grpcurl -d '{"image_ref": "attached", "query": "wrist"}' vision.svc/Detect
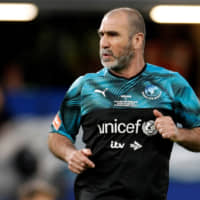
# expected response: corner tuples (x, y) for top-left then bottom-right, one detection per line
(64, 145), (77, 163)
(175, 128), (185, 143)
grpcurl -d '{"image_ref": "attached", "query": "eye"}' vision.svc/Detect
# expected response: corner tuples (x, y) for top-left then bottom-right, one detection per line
(107, 31), (119, 37)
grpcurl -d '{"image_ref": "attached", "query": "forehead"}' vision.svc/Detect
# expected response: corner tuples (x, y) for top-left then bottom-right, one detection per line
(99, 12), (129, 32)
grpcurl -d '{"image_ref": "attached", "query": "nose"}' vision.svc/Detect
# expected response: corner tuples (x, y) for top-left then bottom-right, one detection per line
(100, 35), (110, 49)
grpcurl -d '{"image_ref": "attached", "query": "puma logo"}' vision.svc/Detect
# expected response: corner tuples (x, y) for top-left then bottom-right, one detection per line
(94, 88), (108, 97)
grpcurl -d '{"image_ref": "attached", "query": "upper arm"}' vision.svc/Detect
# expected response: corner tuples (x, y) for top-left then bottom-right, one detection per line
(173, 73), (200, 128)
(49, 76), (84, 143)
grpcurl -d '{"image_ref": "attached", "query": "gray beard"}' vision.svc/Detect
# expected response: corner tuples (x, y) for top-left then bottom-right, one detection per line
(100, 41), (134, 71)
(110, 51), (134, 72)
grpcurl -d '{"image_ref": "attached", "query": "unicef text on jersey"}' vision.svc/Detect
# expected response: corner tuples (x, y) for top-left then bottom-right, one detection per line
(97, 119), (158, 136)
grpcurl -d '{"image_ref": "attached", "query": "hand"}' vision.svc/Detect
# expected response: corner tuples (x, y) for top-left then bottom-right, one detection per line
(153, 109), (179, 142)
(67, 148), (95, 174)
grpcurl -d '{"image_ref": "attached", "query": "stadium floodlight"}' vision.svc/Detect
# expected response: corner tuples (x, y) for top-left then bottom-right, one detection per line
(150, 5), (200, 24)
(0, 3), (38, 22)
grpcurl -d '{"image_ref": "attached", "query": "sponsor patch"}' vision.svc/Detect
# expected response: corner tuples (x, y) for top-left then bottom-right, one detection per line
(52, 114), (61, 130)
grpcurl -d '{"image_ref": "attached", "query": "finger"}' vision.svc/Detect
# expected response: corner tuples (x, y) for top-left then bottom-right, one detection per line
(158, 128), (163, 134)
(154, 119), (162, 129)
(81, 148), (92, 156)
(162, 133), (168, 138)
(70, 166), (82, 174)
(80, 149), (95, 168)
(83, 157), (95, 168)
(73, 158), (95, 172)
(68, 161), (85, 174)
(153, 109), (164, 118)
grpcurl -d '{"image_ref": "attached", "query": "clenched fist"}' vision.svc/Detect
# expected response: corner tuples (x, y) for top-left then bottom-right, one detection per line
(153, 109), (179, 142)
(67, 148), (95, 174)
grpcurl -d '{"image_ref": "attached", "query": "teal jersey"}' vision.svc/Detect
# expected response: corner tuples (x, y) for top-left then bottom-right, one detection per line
(50, 63), (200, 200)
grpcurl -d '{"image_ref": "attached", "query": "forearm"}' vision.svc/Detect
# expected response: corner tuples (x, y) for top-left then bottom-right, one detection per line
(48, 132), (95, 174)
(48, 132), (77, 163)
(177, 127), (200, 152)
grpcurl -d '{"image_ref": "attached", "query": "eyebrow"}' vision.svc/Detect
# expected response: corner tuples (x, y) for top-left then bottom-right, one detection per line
(97, 30), (119, 36)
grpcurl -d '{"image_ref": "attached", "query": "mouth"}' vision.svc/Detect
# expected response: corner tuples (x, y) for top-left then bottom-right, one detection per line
(101, 51), (114, 60)
(102, 53), (112, 58)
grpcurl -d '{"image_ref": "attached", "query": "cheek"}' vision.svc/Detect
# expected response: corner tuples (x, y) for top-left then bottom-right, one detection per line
(110, 38), (131, 56)
(115, 45), (129, 57)
(112, 44), (126, 56)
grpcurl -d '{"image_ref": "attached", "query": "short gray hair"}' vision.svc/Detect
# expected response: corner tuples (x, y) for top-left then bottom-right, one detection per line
(104, 7), (146, 42)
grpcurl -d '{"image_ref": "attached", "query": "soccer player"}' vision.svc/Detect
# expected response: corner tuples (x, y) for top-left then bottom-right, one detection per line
(48, 7), (200, 200)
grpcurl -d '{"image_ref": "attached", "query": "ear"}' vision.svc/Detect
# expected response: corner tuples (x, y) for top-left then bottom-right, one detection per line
(132, 32), (144, 49)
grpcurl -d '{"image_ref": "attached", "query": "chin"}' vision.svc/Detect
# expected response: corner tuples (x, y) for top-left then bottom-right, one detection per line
(101, 60), (119, 69)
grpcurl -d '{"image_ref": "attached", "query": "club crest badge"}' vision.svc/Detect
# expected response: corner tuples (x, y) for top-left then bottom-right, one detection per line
(142, 84), (162, 100)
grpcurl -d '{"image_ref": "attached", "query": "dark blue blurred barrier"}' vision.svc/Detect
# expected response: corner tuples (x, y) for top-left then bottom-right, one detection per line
(5, 87), (66, 117)
(168, 181), (200, 200)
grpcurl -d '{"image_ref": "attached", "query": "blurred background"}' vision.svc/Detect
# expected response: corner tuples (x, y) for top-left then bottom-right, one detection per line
(0, 0), (200, 200)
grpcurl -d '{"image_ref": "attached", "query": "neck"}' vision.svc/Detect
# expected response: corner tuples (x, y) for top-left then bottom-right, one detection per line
(110, 56), (145, 79)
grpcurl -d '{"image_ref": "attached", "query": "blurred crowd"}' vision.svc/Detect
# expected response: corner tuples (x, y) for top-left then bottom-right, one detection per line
(145, 24), (199, 92)
(0, 13), (199, 200)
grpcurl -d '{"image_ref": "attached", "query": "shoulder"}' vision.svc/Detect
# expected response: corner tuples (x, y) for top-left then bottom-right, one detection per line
(66, 68), (106, 96)
(73, 68), (105, 85)
(145, 63), (177, 76)
(146, 63), (188, 83)
(83, 68), (107, 80)
(145, 63), (191, 95)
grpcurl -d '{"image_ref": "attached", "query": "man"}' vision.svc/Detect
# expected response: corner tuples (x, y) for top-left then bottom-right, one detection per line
(48, 7), (200, 200)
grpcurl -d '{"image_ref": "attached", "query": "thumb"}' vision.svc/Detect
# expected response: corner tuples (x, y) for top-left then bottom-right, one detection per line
(153, 109), (164, 118)
(81, 148), (92, 157)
